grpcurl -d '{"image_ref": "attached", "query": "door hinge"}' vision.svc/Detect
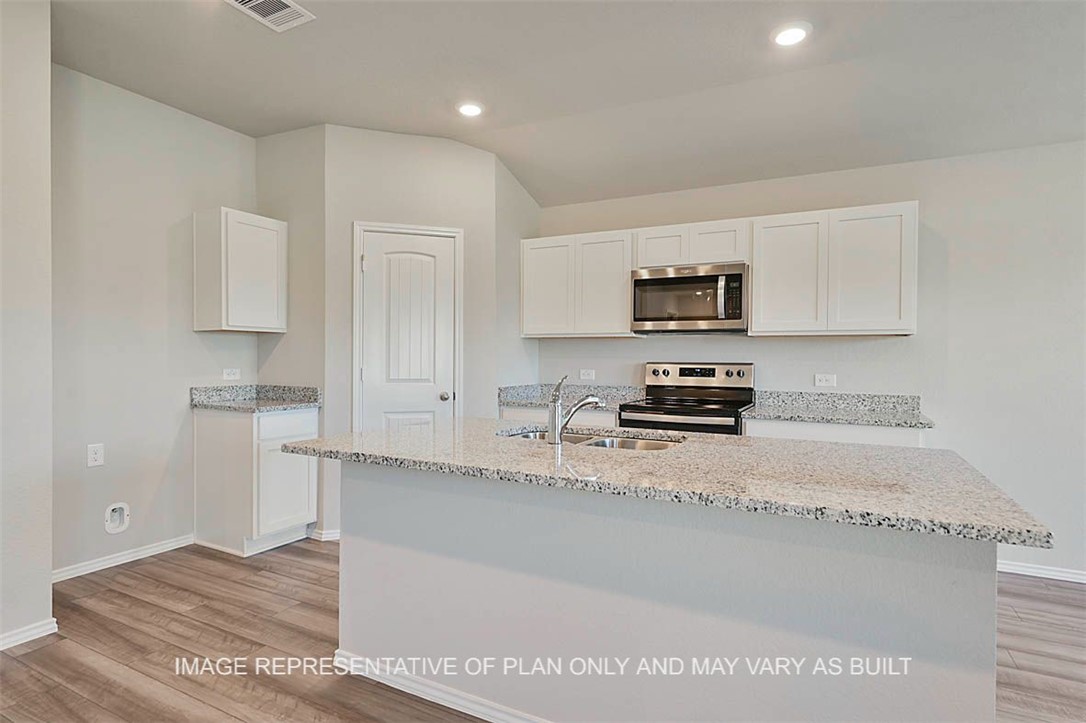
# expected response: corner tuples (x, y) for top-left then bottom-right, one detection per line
(359, 367), (364, 381)
(360, 255), (366, 272)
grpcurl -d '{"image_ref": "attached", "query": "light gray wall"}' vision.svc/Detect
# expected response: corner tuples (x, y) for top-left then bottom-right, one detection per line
(537, 142), (1085, 575)
(1, 0), (54, 641)
(495, 159), (541, 386)
(255, 126), (333, 531)
(51, 66), (259, 570)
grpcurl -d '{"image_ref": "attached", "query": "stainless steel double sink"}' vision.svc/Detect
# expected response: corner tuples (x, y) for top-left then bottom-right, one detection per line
(510, 431), (680, 451)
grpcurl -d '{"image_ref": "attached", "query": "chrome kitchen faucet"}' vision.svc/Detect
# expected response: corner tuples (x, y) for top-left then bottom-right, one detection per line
(547, 375), (604, 444)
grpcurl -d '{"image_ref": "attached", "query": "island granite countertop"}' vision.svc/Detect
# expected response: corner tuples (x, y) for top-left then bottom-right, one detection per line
(283, 417), (1048, 548)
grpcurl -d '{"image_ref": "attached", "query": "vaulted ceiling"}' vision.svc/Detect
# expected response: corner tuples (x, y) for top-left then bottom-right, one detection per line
(52, 0), (1084, 206)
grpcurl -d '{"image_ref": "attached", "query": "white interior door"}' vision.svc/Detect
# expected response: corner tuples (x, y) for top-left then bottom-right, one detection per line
(361, 231), (456, 431)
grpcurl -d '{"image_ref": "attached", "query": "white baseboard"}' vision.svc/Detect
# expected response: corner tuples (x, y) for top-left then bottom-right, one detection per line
(998, 560), (1086, 584)
(195, 526), (307, 558)
(52, 534), (194, 583)
(308, 528), (340, 542)
(334, 649), (546, 723)
(1, 617), (58, 651)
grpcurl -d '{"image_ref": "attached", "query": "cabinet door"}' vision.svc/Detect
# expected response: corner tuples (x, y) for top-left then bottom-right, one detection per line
(828, 202), (917, 333)
(256, 439), (317, 538)
(224, 209), (288, 330)
(750, 211), (829, 333)
(521, 237), (576, 335)
(575, 231), (633, 334)
(635, 225), (688, 268)
(688, 219), (750, 264)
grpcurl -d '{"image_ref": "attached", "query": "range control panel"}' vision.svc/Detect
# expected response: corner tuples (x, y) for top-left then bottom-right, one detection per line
(644, 363), (755, 388)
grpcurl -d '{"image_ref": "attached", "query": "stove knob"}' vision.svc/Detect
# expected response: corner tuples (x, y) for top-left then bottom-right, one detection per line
(652, 368), (661, 377)
(662, 369), (670, 377)
(737, 369), (746, 378)
(725, 369), (734, 378)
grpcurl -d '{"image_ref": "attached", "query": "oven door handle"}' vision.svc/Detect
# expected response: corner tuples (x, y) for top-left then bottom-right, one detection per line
(621, 411), (736, 426)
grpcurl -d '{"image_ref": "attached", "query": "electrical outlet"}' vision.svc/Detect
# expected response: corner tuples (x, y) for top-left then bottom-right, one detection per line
(814, 374), (837, 388)
(87, 443), (105, 467)
(223, 368), (241, 381)
(579, 369), (596, 381)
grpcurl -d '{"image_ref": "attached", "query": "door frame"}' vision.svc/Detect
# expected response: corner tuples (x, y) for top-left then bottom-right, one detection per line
(352, 221), (465, 432)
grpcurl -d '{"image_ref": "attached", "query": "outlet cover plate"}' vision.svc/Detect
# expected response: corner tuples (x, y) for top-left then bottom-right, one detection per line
(579, 369), (596, 381)
(87, 443), (105, 467)
(814, 374), (837, 388)
(223, 368), (241, 381)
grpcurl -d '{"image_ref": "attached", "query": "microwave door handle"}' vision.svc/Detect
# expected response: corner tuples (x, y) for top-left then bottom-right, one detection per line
(716, 275), (726, 319)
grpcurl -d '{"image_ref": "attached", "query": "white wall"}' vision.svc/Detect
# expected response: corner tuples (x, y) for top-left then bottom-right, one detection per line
(537, 142), (1086, 575)
(255, 126), (332, 531)
(0, 0), (55, 643)
(495, 159), (541, 386)
(51, 66), (258, 571)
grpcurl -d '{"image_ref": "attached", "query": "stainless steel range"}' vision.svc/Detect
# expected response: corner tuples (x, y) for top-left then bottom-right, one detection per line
(618, 363), (755, 435)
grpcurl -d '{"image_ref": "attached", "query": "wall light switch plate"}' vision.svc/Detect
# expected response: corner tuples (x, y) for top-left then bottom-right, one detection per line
(223, 368), (241, 381)
(814, 374), (837, 388)
(87, 443), (105, 467)
(579, 369), (596, 381)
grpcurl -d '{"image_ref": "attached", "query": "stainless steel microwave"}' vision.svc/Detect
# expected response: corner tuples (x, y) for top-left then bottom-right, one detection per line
(631, 263), (748, 332)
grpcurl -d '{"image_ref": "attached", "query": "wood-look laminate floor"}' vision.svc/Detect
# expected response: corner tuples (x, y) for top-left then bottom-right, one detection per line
(1, 541), (1082, 722)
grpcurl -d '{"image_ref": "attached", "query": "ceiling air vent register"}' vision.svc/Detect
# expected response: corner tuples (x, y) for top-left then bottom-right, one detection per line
(226, 0), (315, 33)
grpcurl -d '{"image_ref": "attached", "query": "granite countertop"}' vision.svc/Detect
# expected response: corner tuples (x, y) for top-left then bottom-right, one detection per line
(282, 417), (1048, 548)
(498, 383), (645, 409)
(190, 384), (321, 413)
(499, 385), (934, 429)
(746, 391), (934, 429)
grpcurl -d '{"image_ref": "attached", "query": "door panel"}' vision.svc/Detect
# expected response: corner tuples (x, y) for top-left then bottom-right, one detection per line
(362, 232), (455, 429)
(828, 202), (917, 332)
(688, 219), (750, 264)
(225, 210), (286, 329)
(635, 225), (688, 268)
(576, 232), (633, 334)
(751, 211), (828, 332)
(521, 238), (575, 334)
(256, 440), (316, 537)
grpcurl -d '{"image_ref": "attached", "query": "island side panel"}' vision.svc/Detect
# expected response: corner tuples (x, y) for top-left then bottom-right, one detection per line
(339, 462), (996, 722)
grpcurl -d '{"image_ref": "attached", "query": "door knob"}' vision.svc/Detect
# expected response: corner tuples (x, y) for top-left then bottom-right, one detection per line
(439, 392), (451, 401)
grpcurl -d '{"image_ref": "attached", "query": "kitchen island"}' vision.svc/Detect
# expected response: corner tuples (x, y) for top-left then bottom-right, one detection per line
(284, 419), (1050, 722)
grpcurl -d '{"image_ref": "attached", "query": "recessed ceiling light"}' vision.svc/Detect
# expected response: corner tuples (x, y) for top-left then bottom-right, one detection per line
(773, 21), (812, 46)
(457, 102), (484, 117)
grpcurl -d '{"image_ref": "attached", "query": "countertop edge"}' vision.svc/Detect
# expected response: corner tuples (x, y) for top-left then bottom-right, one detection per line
(193, 401), (321, 413)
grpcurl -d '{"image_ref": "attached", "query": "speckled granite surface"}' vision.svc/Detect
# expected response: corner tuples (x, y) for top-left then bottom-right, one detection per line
(499, 383), (645, 409)
(282, 418), (1049, 547)
(746, 391), (934, 429)
(190, 384), (321, 413)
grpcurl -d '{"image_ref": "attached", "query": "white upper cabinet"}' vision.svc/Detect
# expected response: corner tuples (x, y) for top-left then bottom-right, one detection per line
(521, 236), (576, 335)
(576, 231), (634, 334)
(635, 220), (750, 267)
(521, 232), (633, 337)
(750, 202), (918, 335)
(827, 202), (918, 333)
(750, 211), (829, 333)
(635, 225), (688, 267)
(688, 219), (750, 265)
(194, 207), (288, 332)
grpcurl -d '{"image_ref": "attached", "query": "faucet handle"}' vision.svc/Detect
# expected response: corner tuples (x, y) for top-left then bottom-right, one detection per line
(550, 375), (568, 403)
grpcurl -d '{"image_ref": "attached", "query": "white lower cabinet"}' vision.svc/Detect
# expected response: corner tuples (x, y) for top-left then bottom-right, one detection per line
(745, 419), (924, 447)
(500, 406), (618, 428)
(194, 407), (318, 556)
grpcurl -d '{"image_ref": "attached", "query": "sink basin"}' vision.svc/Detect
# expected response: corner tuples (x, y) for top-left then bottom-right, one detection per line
(582, 437), (680, 451)
(512, 431), (595, 444)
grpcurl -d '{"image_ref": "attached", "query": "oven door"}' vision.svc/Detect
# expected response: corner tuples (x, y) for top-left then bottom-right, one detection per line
(631, 263), (747, 332)
(618, 409), (743, 435)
